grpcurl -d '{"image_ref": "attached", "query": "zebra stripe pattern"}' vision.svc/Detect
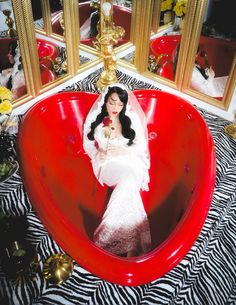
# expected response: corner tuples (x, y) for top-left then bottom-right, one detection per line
(1, 70), (236, 305)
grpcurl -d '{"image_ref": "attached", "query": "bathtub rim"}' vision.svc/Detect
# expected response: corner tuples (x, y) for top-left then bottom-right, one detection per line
(17, 89), (216, 286)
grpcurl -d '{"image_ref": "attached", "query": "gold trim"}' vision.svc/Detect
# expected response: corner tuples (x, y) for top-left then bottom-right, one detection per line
(118, 58), (139, 73)
(129, 0), (136, 44)
(12, 0), (41, 102)
(79, 44), (100, 57)
(221, 55), (236, 110)
(134, 0), (153, 73)
(40, 0), (52, 35)
(151, 0), (161, 33)
(181, 0), (206, 91)
(175, 0), (197, 89)
(63, 0), (80, 75)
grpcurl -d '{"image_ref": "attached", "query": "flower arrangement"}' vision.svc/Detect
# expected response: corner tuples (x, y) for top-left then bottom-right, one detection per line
(0, 86), (18, 183)
(0, 86), (13, 133)
(161, 0), (174, 12)
(173, 0), (187, 18)
(0, 86), (13, 114)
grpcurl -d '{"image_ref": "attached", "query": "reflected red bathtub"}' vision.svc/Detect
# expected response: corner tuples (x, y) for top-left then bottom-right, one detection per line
(150, 35), (236, 80)
(18, 90), (216, 286)
(0, 37), (57, 86)
(51, 2), (131, 46)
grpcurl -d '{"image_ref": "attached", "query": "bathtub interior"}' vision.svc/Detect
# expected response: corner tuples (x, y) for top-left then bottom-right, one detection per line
(19, 90), (211, 247)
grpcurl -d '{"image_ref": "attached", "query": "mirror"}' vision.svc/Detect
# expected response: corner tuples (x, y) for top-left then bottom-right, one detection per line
(0, 0), (27, 100)
(159, 0), (176, 28)
(31, 0), (70, 85)
(78, 0), (133, 49)
(148, 0), (188, 83)
(189, 0), (236, 101)
(32, 0), (44, 31)
(32, 1), (133, 49)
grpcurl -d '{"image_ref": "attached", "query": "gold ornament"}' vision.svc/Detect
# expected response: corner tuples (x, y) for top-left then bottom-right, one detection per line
(224, 123), (236, 140)
(43, 253), (74, 284)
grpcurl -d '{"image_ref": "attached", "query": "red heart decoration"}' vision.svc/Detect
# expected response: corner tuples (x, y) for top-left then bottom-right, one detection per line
(18, 90), (215, 286)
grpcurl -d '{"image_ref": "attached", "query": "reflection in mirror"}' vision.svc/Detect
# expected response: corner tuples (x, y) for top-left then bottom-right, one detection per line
(31, 1), (70, 85)
(0, 37), (27, 100)
(159, 0), (175, 27)
(148, 0), (188, 82)
(190, 0), (236, 101)
(46, 0), (131, 49)
(32, 1), (44, 30)
(37, 38), (64, 85)
(0, 1), (27, 100)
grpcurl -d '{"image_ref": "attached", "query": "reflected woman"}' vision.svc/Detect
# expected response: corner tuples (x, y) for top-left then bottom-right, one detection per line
(83, 84), (151, 257)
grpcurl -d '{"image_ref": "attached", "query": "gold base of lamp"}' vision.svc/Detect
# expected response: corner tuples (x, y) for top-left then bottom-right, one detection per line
(43, 253), (74, 285)
(224, 123), (236, 140)
(96, 2), (125, 91)
(96, 69), (117, 91)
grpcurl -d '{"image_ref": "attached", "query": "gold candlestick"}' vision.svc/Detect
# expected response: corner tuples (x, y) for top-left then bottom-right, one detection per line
(3, 9), (17, 38)
(96, 2), (125, 91)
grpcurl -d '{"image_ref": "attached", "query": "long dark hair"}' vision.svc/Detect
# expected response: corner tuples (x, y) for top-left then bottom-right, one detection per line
(87, 86), (135, 146)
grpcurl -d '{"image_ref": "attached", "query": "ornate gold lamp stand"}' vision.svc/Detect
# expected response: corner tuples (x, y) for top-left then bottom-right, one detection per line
(96, 2), (125, 91)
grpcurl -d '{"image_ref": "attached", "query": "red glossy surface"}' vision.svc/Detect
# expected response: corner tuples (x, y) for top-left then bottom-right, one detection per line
(37, 38), (59, 61)
(51, 2), (131, 46)
(18, 90), (216, 286)
(150, 35), (236, 79)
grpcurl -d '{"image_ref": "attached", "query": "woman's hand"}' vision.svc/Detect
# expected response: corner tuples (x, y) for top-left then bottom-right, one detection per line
(97, 150), (107, 161)
(107, 145), (128, 156)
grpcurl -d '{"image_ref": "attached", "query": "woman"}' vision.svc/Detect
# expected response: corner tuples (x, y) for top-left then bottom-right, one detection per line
(83, 84), (151, 257)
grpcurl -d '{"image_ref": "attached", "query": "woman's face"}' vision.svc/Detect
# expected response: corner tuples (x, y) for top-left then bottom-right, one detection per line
(106, 92), (124, 119)
(8, 48), (15, 64)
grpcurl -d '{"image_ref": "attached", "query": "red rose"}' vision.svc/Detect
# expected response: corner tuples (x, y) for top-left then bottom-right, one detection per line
(102, 117), (112, 127)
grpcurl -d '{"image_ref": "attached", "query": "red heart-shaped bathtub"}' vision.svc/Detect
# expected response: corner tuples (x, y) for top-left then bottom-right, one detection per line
(18, 90), (215, 286)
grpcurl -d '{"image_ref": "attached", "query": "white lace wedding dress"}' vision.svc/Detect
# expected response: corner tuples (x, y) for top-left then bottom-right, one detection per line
(83, 109), (151, 256)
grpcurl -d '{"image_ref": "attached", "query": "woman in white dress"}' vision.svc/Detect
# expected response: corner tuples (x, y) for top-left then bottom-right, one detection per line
(83, 84), (151, 257)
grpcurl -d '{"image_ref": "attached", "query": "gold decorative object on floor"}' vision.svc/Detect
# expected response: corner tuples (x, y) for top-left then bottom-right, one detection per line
(224, 123), (236, 140)
(96, 2), (125, 91)
(43, 253), (74, 285)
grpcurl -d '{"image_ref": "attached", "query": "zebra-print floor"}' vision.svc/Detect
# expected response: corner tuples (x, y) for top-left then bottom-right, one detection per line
(1, 70), (236, 305)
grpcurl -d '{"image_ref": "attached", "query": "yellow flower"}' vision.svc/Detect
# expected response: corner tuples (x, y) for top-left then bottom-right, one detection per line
(0, 86), (12, 103)
(0, 100), (13, 115)
(173, 0), (187, 17)
(161, 0), (174, 11)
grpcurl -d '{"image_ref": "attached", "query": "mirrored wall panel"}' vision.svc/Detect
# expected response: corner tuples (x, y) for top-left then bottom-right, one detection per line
(0, 0), (27, 100)
(79, 0), (133, 49)
(189, 0), (236, 101)
(148, 0), (188, 82)
(31, 0), (70, 85)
